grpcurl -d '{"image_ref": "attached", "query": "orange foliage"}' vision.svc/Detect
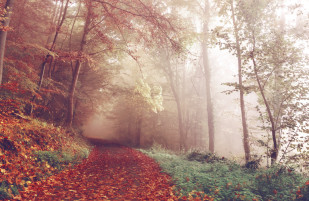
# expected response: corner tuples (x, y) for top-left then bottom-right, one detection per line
(15, 147), (178, 200)
(0, 112), (89, 198)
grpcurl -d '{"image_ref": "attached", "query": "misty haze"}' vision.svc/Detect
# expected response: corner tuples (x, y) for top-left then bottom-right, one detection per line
(0, 0), (308, 200)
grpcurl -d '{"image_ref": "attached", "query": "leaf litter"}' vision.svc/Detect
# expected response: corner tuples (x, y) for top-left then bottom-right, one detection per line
(14, 144), (178, 200)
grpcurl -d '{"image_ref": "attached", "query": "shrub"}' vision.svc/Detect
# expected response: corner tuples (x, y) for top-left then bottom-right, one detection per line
(10, 185), (19, 196)
(244, 159), (261, 170)
(34, 151), (63, 169)
(34, 149), (89, 170)
(142, 148), (307, 201)
(0, 182), (12, 200)
(61, 152), (74, 165)
(78, 148), (90, 159)
(186, 151), (225, 163)
(253, 165), (304, 200)
(296, 180), (309, 200)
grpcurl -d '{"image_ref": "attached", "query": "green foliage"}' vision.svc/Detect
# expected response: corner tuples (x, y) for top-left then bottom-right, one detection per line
(244, 160), (260, 170)
(0, 182), (19, 200)
(78, 147), (90, 159)
(34, 150), (88, 170)
(244, 156), (262, 170)
(132, 79), (164, 114)
(0, 182), (11, 200)
(34, 151), (63, 169)
(296, 181), (309, 200)
(186, 150), (226, 163)
(214, 0), (309, 168)
(10, 185), (19, 196)
(142, 148), (308, 201)
(253, 166), (303, 200)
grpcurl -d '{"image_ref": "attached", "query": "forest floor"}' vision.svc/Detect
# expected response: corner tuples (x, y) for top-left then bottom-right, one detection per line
(15, 143), (179, 200)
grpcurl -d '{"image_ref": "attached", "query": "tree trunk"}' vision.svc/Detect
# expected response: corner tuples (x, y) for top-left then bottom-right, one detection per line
(231, 0), (251, 162)
(67, 60), (81, 127)
(0, 0), (14, 85)
(47, 57), (54, 78)
(202, 0), (215, 153)
(69, 0), (82, 50)
(14, 0), (26, 42)
(135, 118), (142, 147)
(49, 0), (69, 51)
(28, 0), (70, 115)
(45, 0), (60, 47)
(250, 35), (277, 165)
(127, 120), (132, 138)
(165, 58), (186, 150)
(175, 95), (186, 150)
(66, 4), (91, 127)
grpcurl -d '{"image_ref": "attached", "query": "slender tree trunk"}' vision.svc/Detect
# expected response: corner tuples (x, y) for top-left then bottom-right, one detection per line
(135, 118), (142, 147)
(48, 57), (54, 78)
(182, 64), (189, 147)
(69, 0), (82, 50)
(165, 58), (186, 150)
(55, 0), (81, 80)
(0, 0), (14, 85)
(273, 12), (285, 155)
(46, 0), (62, 47)
(202, 0), (215, 153)
(28, 0), (70, 115)
(67, 60), (81, 126)
(66, 4), (91, 127)
(14, 0), (26, 42)
(49, 0), (69, 51)
(127, 120), (132, 136)
(175, 95), (185, 150)
(250, 34), (277, 165)
(231, 0), (251, 162)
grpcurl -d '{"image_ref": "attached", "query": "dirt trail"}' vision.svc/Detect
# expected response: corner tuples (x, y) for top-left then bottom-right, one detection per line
(16, 144), (177, 200)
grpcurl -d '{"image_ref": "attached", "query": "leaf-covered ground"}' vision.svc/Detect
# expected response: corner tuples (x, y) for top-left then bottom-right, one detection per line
(15, 144), (179, 200)
(0, 111), (91, 199)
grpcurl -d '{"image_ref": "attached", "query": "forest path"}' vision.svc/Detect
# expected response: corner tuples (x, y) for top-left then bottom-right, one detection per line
(17, 143), (177, 200)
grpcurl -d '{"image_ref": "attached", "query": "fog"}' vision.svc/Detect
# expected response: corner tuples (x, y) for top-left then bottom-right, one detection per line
(83, 115), (119, 142)
(83, 48), (266, 162)
(82, 0), (308, 169)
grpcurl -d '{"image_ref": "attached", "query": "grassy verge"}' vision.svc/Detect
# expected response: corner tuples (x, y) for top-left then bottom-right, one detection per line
(141, 146), (309, 201)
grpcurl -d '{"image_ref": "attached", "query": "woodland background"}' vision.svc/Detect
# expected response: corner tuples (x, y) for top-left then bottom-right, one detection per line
(0, 0), (308, 173)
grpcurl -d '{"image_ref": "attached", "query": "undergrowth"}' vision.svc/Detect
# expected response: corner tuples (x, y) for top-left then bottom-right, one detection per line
(141, 147), (309, 201)
(0, 113), (92, 200)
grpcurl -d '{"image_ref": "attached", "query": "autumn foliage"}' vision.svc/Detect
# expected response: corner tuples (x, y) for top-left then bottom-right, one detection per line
(0, 106), (90, 199)
(17, 145), (178, 200)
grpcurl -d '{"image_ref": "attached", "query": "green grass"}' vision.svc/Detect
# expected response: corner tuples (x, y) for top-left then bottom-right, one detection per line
(34, 149), (90, 170)
(0, 181), (20, 200)
(141, 147), (308, 201)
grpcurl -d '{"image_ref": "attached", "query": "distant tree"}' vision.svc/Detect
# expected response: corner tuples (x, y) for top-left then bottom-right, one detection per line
(66, 0), (92, 127)
(161, 50), (187, 150)
(28, 0), (70, 115)
(0, 0), (14, 85)
(65, 0), (182, 127)
(9, 0), (56, 43)
(131, 79), (164, 146)
(111, 79), (163, 147)
(214, 0), (251, 162)
(202, 0), (215, 153)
